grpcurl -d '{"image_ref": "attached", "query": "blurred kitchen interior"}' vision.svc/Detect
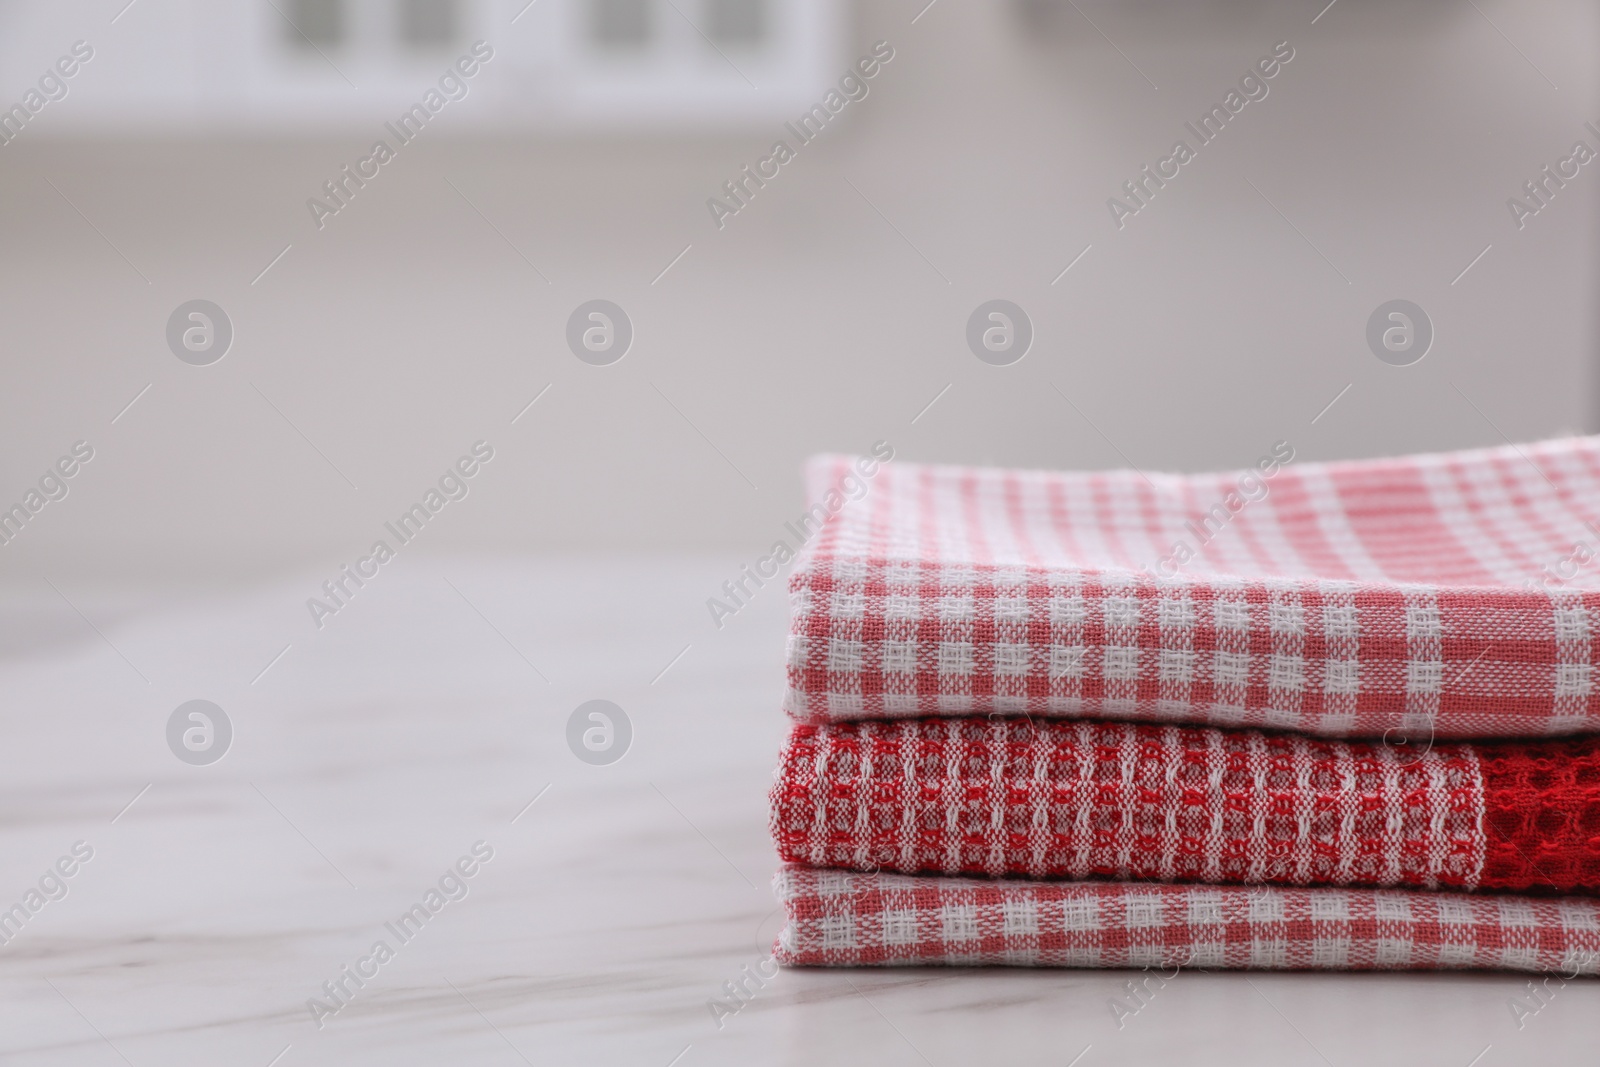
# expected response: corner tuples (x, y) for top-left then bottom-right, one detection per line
(0, 0), (1594, 585)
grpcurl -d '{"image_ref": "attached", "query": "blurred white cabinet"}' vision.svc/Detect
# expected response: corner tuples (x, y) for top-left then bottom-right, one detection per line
(0, 0), (843, 132)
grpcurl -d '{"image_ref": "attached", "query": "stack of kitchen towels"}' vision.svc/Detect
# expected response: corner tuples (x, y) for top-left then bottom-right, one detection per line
(767, 438), (1600, 972)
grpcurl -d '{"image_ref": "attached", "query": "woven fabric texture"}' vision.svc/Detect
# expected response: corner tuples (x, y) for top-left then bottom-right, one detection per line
(772, 719), (1600, 895)
(773, 866), (1600, 972)
(1480, 737), (1600, 892)
(784, 438), (1600, 737)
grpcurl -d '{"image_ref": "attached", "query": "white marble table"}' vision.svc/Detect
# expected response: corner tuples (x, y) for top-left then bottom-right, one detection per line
(1, 556), (1594, 1065)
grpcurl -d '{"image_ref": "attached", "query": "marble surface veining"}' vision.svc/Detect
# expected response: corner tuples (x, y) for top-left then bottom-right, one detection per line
(0, 556), (1593, 1065)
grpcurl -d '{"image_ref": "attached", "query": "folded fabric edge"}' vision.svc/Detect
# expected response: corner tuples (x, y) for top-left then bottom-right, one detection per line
(771, 867), (1600, 973)
(790, 553), (1600, 599)
(768, 717), (1600, 895)
(780, 569), (1600, 737)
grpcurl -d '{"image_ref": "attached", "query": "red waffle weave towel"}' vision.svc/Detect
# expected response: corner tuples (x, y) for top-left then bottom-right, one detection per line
(773, 866), (1600, 972)
(784, 439), (1600, 737)
(770, 718), (1600, 895)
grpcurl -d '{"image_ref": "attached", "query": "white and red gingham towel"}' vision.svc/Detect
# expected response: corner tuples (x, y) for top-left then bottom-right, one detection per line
(785, 438), (1600, 738)
(773, 866), (1600, 973)
(770, 718), (1600, 895)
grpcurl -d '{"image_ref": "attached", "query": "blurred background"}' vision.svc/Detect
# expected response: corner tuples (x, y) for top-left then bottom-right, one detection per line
(0, 0), (1595, 586)
(3, 4), (1600, 1062)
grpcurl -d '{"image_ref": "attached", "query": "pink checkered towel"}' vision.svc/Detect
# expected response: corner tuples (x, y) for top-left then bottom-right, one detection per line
(773, 866), (1600, 972)
(784, 437), (1600, 738)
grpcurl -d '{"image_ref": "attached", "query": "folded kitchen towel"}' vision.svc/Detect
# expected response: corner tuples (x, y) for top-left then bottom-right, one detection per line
(772, 866), (1600, 972)
(771, 717), (1600, 895)
(784, 438), (1600, 737)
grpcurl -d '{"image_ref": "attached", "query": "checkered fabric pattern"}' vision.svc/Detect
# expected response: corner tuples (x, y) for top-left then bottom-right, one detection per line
(773, 866), (1600, 972)
(772, 718), (1485, 890)
(784, 438), (1600, 737)
(771, 719), (1600, 894)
